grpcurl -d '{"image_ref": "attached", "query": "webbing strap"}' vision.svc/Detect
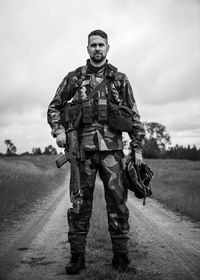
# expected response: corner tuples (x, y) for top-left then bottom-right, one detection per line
(86, 78), (107, 100)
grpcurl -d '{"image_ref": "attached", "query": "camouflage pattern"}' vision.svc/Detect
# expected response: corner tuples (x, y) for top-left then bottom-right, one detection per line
(47, 60), (145, 149)
(47, 60), (145, 254)
(68, 150), (129, 254)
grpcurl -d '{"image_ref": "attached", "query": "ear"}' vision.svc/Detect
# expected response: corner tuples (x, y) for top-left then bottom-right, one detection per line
(107, 44), (110, 53)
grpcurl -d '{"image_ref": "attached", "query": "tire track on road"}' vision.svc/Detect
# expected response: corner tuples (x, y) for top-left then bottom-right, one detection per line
(128, 195), (200, 280)
(0, 174), (71, 280)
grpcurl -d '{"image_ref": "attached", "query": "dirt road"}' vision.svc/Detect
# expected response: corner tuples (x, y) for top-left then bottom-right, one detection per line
(0, 175), (200, 280)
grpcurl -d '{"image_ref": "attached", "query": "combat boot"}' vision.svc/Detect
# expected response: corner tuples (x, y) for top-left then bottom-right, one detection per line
(112, 253), (130, 272)
(65, 253), (85, 275)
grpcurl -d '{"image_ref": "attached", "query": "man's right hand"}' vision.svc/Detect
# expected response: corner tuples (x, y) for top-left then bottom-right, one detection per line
(56, 132), (66, 148)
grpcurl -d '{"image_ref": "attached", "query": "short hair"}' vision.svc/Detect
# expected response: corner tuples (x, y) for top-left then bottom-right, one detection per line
(88, 30), (108, 44)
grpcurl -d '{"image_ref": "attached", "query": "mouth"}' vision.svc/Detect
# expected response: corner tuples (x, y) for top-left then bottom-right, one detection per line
(94, 54), (102, 59)
(94, 52), (102, 56)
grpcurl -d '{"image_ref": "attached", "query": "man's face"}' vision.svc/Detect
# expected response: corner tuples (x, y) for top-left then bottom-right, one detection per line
(87, 35), (110, 64)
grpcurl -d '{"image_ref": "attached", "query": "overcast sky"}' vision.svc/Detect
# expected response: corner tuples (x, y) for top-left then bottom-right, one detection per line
(0, 0), (200, 153)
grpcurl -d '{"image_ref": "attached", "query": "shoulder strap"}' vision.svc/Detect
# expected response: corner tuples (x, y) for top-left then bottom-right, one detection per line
(86, 78), (107, 100)
(75, 66), (87, 75)
(107, 63), (118, 72)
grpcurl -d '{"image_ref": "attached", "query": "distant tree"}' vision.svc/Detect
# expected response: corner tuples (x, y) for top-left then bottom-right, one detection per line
(143, 122), (171, 158)
(32, 147), (42, 155)
(143, 138), (161, 158)
(4, 139), (17, 156)
(20, 151), (30, 156)
(43, 145), (57, 155)
(166, 144), (200, 161)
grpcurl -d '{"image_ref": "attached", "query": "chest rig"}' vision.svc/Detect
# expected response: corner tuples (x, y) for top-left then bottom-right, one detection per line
(65, 63), (125, 129)
(71, 64), (124, 125)
(81, 75), (108, 124)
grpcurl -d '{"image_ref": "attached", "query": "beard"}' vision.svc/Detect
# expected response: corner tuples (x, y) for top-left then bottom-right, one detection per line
(90, 52), (106, 63)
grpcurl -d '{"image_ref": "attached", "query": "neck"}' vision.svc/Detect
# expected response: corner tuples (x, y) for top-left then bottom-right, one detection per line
(89, 58), (107, 67)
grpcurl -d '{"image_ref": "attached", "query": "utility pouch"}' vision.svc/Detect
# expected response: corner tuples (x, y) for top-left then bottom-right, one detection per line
(82, 100), (93, 124)
(97, 98), (108, 122)
(108, 103), (134, 132)
(61, 103), (79, 128)
(68, 103), (81, 124)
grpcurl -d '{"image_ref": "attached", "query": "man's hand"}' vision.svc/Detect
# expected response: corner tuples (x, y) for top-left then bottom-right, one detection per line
(134, 149), (143, 165)
(56, 132), (66, 148)
(130, 141), (143, 165)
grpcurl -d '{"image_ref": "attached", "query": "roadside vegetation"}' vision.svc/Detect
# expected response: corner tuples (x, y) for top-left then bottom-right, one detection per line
(0, 155), (67, 224)
(146, 158), (200, 222)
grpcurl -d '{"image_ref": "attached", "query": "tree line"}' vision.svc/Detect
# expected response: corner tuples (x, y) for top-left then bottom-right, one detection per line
(1, 122), (200, 161)
(142, 122), (200, 161)
(0, 139), (57, 156)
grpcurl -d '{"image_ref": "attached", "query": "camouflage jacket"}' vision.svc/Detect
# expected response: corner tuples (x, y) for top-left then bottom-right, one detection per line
(47, 60), (145, 151)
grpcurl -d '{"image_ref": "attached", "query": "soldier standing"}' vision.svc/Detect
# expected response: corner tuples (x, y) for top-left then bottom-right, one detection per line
(47, 30), (145, 274)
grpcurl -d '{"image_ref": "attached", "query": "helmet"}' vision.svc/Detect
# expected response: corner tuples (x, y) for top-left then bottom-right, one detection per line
(124, 158), (153, 204)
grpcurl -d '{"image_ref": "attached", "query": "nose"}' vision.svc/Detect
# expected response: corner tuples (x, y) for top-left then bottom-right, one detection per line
(95, 44), (100, 51)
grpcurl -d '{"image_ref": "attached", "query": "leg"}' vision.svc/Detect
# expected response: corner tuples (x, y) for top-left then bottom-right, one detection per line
(99, 151), (130, 272)
(66, 152), (98, 274)
(67, 152), (97, 254)
(99, 151), (129, 254)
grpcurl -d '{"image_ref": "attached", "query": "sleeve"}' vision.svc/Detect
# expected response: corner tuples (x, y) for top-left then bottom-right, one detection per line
(122, 75), (145, 149)
(47, 76), (69, 138)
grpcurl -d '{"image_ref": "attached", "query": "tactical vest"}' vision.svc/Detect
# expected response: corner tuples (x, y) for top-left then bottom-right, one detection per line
(63, 63), (128, 129)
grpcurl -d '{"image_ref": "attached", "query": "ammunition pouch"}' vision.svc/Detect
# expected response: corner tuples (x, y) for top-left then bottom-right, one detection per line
(82, 97), (108, 124)
(82, 100), (93, 124)
(68, 103), (81, 121)
(108, 103), (134, 132)
(61, 102), (81, 128)
(97, 98), (108, 122)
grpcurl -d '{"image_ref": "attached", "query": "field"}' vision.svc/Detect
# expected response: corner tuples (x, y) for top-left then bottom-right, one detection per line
(0, 155), (68, 224)
(145, 158), (200, 221)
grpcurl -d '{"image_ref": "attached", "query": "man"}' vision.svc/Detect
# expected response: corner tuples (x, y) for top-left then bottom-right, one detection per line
(47, 30), (145, 274)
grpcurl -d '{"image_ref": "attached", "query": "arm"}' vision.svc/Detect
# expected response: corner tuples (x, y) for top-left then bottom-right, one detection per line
(122, 75), (145, 163)
(47, 77), (68, 138)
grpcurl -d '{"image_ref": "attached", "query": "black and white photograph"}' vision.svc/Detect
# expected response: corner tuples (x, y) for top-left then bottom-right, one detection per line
(0, 0), (200, 279)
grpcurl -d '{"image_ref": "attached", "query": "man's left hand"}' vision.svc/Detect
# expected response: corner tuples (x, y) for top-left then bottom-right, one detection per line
(134, 149), (143, 165)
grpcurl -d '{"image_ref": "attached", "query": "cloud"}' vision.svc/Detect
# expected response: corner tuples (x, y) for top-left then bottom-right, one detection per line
(110, 0), (200, 107)
(140, 99), (200, 147)
(0, 0), (200, 152)
(0, 107), (59, 154)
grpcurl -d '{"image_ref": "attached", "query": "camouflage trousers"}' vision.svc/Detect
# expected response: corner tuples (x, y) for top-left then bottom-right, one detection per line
(67, 150), (130, 254)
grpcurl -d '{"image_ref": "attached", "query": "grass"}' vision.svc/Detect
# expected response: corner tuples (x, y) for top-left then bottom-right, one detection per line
(0, 155), (68, 223)
(145, 159), (200, 221)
